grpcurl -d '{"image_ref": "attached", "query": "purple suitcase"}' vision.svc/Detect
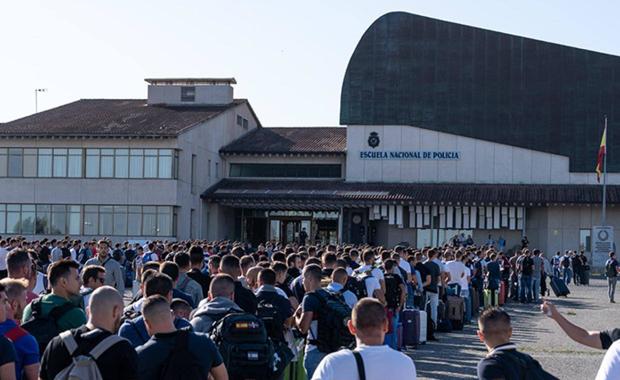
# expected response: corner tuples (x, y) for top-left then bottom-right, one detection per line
(400, 309), (420, 348)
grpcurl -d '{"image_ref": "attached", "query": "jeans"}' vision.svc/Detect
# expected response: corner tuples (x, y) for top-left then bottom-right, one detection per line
(519, 275), (533, 302)
(553, 267), (561, 278)
(563, 268), (573, 285)
(609, 277), (618, 301)
(384, 310), (400, 349)
(461, 288), (471, 323)
(303, 349), (326, 379)
(532, 276), (541, 301)
(426, 291), (439, 324)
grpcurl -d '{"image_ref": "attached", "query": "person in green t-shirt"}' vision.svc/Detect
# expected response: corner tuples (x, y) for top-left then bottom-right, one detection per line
(22, 259), (86, 332)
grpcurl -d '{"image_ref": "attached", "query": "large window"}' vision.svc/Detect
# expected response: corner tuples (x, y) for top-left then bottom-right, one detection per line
(0, 147), (175, 179)
(0, 204), (175, 237)
(229, 163), (342, 178)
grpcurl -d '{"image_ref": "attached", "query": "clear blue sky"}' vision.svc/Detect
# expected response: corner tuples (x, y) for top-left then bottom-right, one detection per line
(1, 0), (619, 126)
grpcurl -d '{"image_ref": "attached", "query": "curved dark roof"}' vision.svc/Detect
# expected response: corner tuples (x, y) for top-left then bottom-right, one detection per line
(203, 179), (620, 206)
(220, 127), (346, 155)
(340, 12), (620, 172)
(0, 99), (249, 136)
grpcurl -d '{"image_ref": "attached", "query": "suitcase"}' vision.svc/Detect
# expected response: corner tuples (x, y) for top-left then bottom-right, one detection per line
(437, 300), (447, 321)
(400, 308), (420, 348)
(498, 282), (506, 306)
(550, 276), (570, 297)
(418, 310), (427, 344)
(472, 289), (480, 312)
(483, 289), (491, 308)
(397, 322), (403, 350)
(446, 295), (465, 330)
(283, 347), (307, 380)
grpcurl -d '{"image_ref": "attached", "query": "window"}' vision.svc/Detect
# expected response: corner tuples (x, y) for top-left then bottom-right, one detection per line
(23, 149), (37, 177)
(21, 205), (35, 235)
(68, 149), (82, 177)
(36, 205), (50, 234)
(130, 149), (143, 178)
(237, 115), (243, 126)
(128, 206), (142, 236)
(6, 205), (20, 234)
(144, 149), (158, 178)
(86, 149), (100, 178)
(84, 205), (99, 235)
(215, 162), (219, 178)
(99, 206), (114, 235)
(158, 150), (173, 179)
(0, 205), (5, 234)
(181, 86), (195, 102)
(157, 206), (172, 236)
(37, 149), (52, 177)
(8, 149), (22, 177)
(191, 154), (197, 194)
(51, 205), (66, 234)
(0, 149), (7, 177)
(67, 205), (81, 235)
(113, 206), (127, 235)
(115, 149), (129, 178)
(53, 149), (68, 177)
(190, 208), (196, 240)
(243, 118), (248, 129)
(142, 206), (157, 236)
(100, 149), (114, 178)
(580, 229), (592, 252)
(229, 163), (342, 178)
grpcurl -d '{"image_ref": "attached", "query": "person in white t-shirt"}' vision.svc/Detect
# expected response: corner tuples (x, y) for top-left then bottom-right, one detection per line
(445, 252), (467, 291)
(353, 249), (386, 303)
(0, 240), (8, 279)
(596, 339), (620, 380)
(312, 298), (417, 380)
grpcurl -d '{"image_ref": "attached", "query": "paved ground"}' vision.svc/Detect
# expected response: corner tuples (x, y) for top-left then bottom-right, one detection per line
(409, 278), (612, 379)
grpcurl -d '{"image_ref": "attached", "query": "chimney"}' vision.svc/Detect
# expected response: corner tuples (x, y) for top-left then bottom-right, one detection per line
(145, 78), (236, 106)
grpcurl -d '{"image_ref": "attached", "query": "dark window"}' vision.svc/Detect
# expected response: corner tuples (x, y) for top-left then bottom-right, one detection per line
(242, 118), (249, 128)
(237, 115), (243, 126)
(229, 163), (341, 178)
(181, 86), (195, 102)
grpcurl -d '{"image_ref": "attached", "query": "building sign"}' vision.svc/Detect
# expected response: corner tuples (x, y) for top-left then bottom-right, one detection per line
(592, 225), (615, 267)
(267, 210), (339, 219)
(359, 151), (460, 160)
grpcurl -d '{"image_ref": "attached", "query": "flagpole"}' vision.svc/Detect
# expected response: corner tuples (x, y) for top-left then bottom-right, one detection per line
(603, 115), (608, 226)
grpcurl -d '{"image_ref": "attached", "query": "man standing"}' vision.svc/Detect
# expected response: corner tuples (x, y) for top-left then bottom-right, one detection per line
(531, 250), (544, 302)
(219, 255), (257, 314)
(173, 252), (203, 307)
(517, 250), (534, 304)
(299, 228), (308, 246)
(0, 240), (9, 279)
(423, 250), (441, 336)
(80, 265), (106, 311)
(50, 240), (62, 263)
(0, 280), (39, 380)
(39, 286), (138, 380)
(606, 252), (620, 303)
(85, 240), (124, 294)
(311, 298), (417, 380)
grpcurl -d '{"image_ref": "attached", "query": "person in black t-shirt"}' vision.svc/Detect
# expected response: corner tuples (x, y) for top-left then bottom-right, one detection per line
(272, 262), (299, 309)
(423, 250), (441, 334)
(186, 246), (210, 297)
(542, 300), (620, 350)
(219, 255), (257, 314)
(477, 308), (557, 380)
(138, 295), (226, 380)
(255, 269), (293, 342)
(40, 286), (138, 380)
(518, 251), (534, 303)
(286, 253), (302, 280)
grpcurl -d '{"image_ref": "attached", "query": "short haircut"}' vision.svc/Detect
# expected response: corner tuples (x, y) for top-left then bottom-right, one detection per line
(240, 255), (255, 270)
(478, 308), (511, 336)
(48, 259), (80, 286)
(173, 252), (191, 269)
(209, 255), (222, 268)
(0, 278), (28, 300)
(305, 257), (321, 267)
(144, 273), (173, 297)
(143, 261), (161, 273)
(160, 261), (179, 282)
(171, 299), (192, 314)
(6, 249), (31, 275)
(302, 264), (322, 282)
(209, 274), (235, 298)
(258, 268), (276, 285)
(82, 265), (105, 284)
(322, 252), (337, 267)
(362, 249), (375, 263)
(331, 268), (348, 284)
(383, 259), (396, 272)
(141, 269), (158, 284)
(271, 252), (286, 263)
(231, 246), (245, 257)
(220, 255), (240, 274)
(142, 295), (171, 322)
(286, 253), (299, 267)
(271, 262), (287, 274)
(352, 298), (386, 331)
(89, 286), (122, 315)
(189, 246), (204, 265)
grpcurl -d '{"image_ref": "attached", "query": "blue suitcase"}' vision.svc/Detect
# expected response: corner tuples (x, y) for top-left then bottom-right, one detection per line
(400, 309), (420, 348)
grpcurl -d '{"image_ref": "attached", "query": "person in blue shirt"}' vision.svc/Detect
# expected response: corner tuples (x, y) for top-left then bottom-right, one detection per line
(0, 279), (39, 380)
(118, 273), (191, 348)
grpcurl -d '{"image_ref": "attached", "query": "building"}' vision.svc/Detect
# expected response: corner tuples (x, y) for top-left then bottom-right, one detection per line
(2, 12), (620, 266)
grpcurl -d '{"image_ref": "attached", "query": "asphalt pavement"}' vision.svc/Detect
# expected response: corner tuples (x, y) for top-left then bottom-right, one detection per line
(410, 278), (612, 379)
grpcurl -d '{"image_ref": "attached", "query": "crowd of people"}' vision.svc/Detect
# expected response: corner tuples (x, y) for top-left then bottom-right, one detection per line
(0, 235), (616, 379)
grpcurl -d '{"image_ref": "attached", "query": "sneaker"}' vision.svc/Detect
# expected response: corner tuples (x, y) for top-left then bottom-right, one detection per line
(611, 300), (616, 303)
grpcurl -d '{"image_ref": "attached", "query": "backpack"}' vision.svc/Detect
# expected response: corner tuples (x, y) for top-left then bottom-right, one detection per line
(308, 289), (355, 353)
(561, 257), (571, 268)
(491, 349), (559, 380)
(54, 330), (124, 380)
(22, 298), (78, 354)
(256, 294), (285, 342)
(159, 329), (208, 380)
(61, 248), (72, 259)
(606, 259), (617, 278)
(347, 270), (374, 299)
(209, 312), (275, 380)
(142, 253), (153, 265)
(384, 273), (403, 309)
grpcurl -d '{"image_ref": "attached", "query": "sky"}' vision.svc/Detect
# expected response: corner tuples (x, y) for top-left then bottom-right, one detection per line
(1, 1), (620, 126)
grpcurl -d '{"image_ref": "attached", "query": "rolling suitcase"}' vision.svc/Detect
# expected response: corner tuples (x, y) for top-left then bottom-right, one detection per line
(446, 295), (465, 330)
(498, 282), (506, 306)
(418, 310), (427, 344)
(550, 276), (570, 297)
(397, 322), (403, 350)
(483, 289), (492, 308)
(472, 288), (480, 312)
(400, 308), (420, 348)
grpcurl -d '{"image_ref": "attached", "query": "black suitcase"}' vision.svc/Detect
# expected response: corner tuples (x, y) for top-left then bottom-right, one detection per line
(550, 276), (570, 297)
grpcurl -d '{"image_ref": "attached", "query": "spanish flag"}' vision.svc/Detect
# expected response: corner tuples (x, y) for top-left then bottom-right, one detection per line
(596, 125), (607, 183)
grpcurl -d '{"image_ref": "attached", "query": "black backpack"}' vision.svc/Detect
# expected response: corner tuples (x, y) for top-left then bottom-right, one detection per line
(607, 260), (617, 278)
(347, 271), (373, 299)
(384, 273), (403, 309)
(256, 293), (285, 342)
(61, 248), (72, 259)
(22, 298), (78, 353)
(308, 289), (355, 353)
(492, 349), (559, 380)
(561, 257), (571, 268)
(209, 312), (275, 380)
(159, 328), (208, 380)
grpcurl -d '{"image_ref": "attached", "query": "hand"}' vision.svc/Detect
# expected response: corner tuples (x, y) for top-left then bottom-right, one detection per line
(540, 299), (558, 319)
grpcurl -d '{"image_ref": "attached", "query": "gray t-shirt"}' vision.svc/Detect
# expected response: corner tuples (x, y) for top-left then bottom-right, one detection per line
(532, 256), (543, 279)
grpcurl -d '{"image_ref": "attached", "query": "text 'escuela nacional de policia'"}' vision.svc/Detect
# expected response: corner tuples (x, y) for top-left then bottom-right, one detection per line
(1, 12), (619, 267)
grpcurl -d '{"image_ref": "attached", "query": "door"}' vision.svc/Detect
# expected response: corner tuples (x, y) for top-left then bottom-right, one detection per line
(280, 220), (301, 244)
